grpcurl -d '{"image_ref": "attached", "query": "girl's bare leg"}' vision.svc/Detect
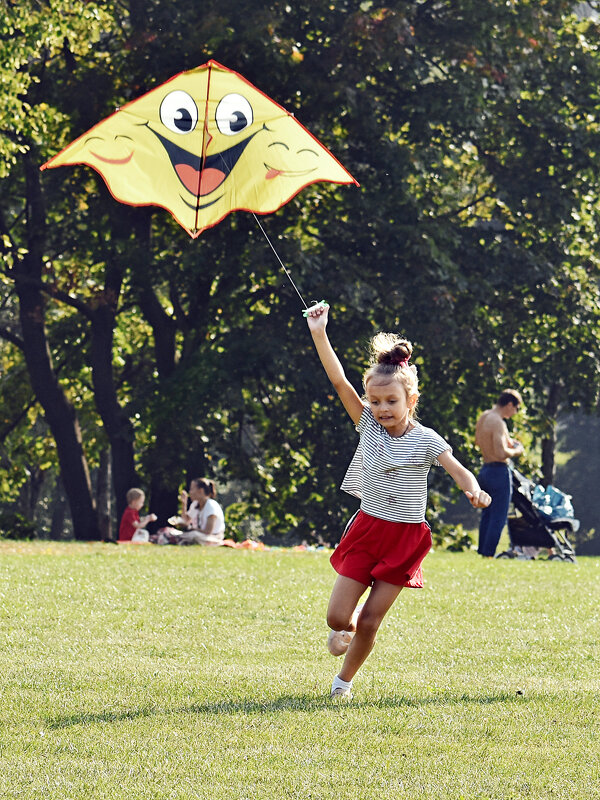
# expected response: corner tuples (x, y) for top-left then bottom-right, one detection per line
(337, 579), (403, 683)
(327, 575), (368, 632)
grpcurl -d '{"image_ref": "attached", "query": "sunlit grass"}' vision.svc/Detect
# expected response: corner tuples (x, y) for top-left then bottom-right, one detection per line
(0, 541), (598, 799)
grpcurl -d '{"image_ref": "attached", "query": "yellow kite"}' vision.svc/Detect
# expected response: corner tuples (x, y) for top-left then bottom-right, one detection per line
(41, 60), (358, 237)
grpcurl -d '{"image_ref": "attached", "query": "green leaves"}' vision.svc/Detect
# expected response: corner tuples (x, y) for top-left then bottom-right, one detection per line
(1, 0), (599, 540)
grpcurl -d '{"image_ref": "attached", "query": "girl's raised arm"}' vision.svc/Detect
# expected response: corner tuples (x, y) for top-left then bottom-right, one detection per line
(306, 304), (364, 425)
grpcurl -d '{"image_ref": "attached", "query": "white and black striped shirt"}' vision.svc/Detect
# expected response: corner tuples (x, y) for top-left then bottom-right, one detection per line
(340, 406), (451, 523)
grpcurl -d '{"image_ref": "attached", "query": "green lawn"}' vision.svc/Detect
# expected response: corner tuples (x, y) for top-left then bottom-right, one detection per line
(0, 541), (598, 799)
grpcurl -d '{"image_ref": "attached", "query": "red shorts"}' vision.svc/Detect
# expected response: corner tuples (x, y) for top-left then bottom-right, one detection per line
(330, 510), (432, 588)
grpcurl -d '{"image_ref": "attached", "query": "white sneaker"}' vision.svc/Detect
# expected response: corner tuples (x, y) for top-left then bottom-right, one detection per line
(330, 686), (353, 700)
(327, 603), (364, 656)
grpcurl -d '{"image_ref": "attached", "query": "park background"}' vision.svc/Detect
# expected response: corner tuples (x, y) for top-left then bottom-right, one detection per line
(1, 0), (600, 552)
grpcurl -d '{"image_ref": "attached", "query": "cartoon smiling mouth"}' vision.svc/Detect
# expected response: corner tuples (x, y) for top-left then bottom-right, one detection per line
(264, 164), (318, 179)
(147, 125), (259, 198)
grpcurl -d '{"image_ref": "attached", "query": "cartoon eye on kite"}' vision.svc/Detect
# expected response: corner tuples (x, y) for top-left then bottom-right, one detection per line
(159, 91), (198, 134)
(215, 93), (253, 135)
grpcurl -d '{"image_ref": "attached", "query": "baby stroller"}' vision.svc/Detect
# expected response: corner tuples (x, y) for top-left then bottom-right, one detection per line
(496, 467), (578, 561)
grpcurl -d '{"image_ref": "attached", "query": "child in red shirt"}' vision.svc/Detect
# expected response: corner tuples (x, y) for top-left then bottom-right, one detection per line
(118, 488), (157, 542)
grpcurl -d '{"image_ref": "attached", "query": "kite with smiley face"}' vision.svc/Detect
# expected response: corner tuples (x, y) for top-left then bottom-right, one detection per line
(41, 60), (358, 238)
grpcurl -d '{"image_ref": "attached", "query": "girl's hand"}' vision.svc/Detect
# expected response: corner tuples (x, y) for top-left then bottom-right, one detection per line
(465, 489), (491, 508)
(305, 302), (329, 331)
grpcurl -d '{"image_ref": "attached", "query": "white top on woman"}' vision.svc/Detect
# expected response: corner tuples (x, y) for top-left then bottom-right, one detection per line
(188, 498), (225, 537)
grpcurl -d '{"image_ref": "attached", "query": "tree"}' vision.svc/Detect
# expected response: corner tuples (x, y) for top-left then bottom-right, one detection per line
(2, 0), (599, 547)
(1, 1), (124, 538)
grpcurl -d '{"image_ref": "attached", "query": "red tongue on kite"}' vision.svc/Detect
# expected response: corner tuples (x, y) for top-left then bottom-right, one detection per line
(175, 164), (226, 196)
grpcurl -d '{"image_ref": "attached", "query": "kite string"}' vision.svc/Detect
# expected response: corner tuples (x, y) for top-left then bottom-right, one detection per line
(252, 213), (308, 310)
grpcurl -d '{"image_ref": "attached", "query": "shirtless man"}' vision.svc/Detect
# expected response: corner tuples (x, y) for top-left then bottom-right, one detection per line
(475, 390), (523, 557)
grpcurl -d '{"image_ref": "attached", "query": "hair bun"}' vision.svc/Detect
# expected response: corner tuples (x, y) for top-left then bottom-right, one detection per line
(376, 341), (412, 366)
(370, 333), (411, 361)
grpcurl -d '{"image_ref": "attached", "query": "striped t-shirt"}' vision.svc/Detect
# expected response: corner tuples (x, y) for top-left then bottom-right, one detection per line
(340, 406), (451, 523)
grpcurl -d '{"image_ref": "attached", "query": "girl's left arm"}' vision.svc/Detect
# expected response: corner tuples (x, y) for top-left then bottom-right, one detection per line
(437, 450), (491, 508)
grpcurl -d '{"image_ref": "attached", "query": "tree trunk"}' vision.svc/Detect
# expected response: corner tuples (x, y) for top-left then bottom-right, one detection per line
(137, 280), (180, 525)
(50, 480), (69, 540)
(541, 382), (561, 487)
(129, 212), (180, 526)
(17, 154), (100, 540)
(96, 448), (113, 540)
(88, 263), (138, 525)
(18, 463), (45, 523)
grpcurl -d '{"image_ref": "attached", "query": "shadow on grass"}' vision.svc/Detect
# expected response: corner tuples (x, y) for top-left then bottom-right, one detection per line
(47, 690), (527, 729)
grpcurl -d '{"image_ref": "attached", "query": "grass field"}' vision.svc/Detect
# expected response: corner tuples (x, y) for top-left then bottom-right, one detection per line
(0, 541), (598, 799)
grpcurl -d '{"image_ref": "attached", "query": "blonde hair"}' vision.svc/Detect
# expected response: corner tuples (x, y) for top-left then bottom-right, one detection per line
(363, 333), (419, 417)
(126, 487), (145, 504)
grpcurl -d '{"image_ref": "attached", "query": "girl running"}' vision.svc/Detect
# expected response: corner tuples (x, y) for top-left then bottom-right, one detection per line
(306, 303), (490, 698)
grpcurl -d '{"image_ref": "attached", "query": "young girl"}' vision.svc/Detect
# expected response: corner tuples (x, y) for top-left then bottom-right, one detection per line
(306, 303), (490, 699)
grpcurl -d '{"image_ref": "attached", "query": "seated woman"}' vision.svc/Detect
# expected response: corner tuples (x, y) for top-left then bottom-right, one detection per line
(178, 477), (226, 545)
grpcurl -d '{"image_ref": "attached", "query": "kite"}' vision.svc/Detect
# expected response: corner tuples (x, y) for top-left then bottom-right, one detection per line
(41, 60), (358, 241)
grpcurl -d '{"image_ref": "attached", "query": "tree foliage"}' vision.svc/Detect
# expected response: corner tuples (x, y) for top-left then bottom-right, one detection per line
(1, 0), (599, 546)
